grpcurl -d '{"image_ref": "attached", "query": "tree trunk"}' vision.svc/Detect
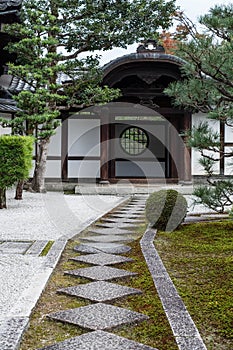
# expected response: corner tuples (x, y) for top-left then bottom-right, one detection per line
(15, 180), (24, 200)
(31, 139), (50, 193)
(0, 188), (6, 209)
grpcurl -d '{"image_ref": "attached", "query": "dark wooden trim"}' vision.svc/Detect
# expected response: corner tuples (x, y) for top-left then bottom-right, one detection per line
(220, 120), (225, 175)
(182, 112), (192, 182)
(100, 114), (110, 181)
(115, 157), (166, 162)
(61, 117), (68, 181)
(47, 156), (61, 160)
(68, 156), (100, 161)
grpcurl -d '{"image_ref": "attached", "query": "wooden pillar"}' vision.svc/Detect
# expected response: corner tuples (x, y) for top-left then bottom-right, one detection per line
(61, 114), (68, 181)
(181, 112), (192, 183)
(168, 119), (179, 179)
(100, 114), (110, 182)
(220, 120), (225, 175)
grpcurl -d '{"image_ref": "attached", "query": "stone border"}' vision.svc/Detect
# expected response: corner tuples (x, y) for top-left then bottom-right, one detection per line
(140, 228), (207, 350)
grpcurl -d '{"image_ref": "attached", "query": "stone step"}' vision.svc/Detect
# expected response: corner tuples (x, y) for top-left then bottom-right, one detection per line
(57, 280), (141, 303)
(70, 252), (133, 266)
(37, 330), (158, 350)
(48, 303), (149, 331)
(64, 265), (137, 281)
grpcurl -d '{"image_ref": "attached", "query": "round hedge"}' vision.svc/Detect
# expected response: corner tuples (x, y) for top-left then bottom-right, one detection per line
(145, 189), (187, 232)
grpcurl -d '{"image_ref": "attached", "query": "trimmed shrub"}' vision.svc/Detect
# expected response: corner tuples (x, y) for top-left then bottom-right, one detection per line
(0, 135), (34, 208)
(145, 189), (187, 232)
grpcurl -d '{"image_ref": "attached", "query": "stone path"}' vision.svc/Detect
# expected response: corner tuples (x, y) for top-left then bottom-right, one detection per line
(34, 196), (207, 350)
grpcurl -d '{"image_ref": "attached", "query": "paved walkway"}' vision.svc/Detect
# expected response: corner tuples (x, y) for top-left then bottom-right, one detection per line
(0, 191), (126, 350)
(0, 187), (220, 349)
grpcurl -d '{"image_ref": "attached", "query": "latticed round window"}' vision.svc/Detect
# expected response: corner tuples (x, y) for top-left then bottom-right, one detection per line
(120, 127), (149, 155)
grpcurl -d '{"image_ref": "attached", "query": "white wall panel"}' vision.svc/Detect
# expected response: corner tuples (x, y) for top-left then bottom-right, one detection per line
(68, 160), (100, 178)
(48, 122), (61, 156)
(68, 119), (100, 156)
(225, 124), (233, 143)
(45, 160), (61, 178)
(224, 147), (233, 175)
(0, 125), (11, 135)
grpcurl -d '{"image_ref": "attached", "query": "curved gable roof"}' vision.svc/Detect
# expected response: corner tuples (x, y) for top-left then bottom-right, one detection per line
(103, 52), (186, 78)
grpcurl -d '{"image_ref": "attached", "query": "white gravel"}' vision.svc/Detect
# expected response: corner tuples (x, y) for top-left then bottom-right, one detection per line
(0, 189), (125, 319)
(0, 190), (124, 241)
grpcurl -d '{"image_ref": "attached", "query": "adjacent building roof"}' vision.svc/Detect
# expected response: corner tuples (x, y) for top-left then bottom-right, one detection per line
(0, 98), (20, 112)
(0, 0), (22, 11)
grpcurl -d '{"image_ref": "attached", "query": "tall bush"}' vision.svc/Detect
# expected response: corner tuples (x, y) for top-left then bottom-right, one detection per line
(145, 189), (187, 231)
(0, 135), (33, 208)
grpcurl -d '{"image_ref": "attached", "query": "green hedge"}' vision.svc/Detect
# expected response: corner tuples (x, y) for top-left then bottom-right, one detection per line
(0, 135), (34, 208)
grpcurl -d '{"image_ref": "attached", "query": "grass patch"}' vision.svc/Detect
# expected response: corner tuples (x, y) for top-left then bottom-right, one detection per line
(40, 241), (54, 256)
(155, 220), (233, 350)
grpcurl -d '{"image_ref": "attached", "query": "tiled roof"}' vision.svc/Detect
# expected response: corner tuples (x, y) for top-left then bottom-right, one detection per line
(0, 98), (20, 112)
(103, 52), (186, 76)
(0, 0), (22, 11)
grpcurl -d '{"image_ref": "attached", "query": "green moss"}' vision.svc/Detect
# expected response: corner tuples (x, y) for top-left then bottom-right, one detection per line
(40, 241), (54, 256)
(155, 221), (233, 350)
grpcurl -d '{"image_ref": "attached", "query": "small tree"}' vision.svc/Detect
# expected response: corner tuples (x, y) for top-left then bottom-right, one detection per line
(0, 0), (176, 193)
(165, 4), (233, 213)
(0, 135), (33, 208)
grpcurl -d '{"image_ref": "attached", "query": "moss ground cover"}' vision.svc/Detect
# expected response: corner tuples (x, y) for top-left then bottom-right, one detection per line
(155, 220), (233, 350)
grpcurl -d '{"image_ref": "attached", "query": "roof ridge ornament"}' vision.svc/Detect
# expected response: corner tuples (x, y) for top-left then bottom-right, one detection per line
(137, 39), (165, 53)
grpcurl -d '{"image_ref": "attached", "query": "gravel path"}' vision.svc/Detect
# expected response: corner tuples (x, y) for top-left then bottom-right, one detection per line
(0, 190), (124, 241)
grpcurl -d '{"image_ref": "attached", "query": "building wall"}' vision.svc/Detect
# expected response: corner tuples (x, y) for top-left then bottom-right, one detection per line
(44, 113), (230, 180)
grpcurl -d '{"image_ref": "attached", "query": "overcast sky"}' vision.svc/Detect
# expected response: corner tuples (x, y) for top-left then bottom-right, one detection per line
(98, 0), (231, 65)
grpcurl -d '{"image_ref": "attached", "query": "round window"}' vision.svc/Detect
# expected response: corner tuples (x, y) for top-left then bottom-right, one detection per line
(120, 127), (149, 155)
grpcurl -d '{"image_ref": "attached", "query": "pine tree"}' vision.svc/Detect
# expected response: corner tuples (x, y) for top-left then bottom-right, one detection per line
(0, 0), (176, 192)
(165, 4), (233, 213)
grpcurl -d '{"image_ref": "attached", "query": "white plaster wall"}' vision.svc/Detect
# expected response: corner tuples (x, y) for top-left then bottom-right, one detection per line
(68, 160), (100, 178)
(192, 113), (220, 175)
(48, 122), (61, 156)
(0, 114), (11, 135)
(68, 119), (100, 157)
(225, 124), (233, 143)
(45, 160), (61, 178)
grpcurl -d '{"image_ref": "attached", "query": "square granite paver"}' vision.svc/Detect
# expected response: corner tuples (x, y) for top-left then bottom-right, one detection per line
(64, 265), (137, 281)
(79, 235), (133, 243)
(48, 303), (149, 330)
(37, 330), (158, 350)
(0, 241), (33, 254)
(70, 252), (133, 266)
(73, 243), (131, 254)
(57, 280), (142, 302)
